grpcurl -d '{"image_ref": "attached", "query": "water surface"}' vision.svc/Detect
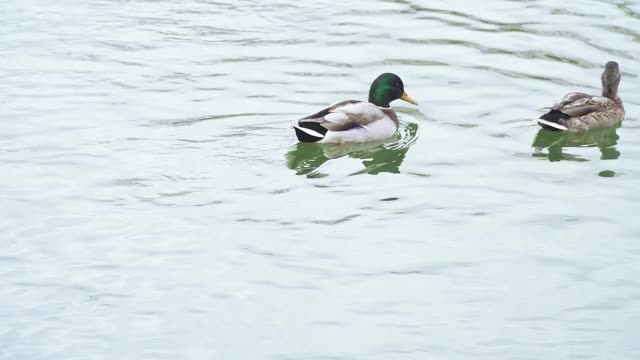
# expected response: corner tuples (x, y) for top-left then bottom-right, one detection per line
(2, 0), (640, 359)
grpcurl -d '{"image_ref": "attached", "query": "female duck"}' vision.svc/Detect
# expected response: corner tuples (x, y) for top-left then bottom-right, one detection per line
(293, 73), (418, 143)
(538, 61), (624, 131)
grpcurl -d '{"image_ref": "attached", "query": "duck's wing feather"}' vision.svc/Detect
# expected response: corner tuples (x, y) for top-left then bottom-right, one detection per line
(299, 100), (386, 132)
(551, 92), (591, 110)
(553, 93), (616, 118)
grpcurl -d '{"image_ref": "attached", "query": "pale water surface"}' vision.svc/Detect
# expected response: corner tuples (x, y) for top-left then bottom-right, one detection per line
(2, 0), (640, 359)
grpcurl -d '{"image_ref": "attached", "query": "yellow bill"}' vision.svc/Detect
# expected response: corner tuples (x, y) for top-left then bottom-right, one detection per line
(400, 91), (418, 105)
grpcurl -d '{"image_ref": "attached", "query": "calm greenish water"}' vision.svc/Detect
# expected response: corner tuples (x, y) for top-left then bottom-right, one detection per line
(2, 0), (640, 359)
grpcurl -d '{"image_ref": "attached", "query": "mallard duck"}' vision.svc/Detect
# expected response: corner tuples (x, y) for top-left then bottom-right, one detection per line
(293, 73), (418, 143)
(538, 61), (624, 131)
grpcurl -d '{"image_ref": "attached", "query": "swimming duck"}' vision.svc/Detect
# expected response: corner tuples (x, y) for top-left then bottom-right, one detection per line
(293, 73), (418, 143)
(538, 61), (624, 131)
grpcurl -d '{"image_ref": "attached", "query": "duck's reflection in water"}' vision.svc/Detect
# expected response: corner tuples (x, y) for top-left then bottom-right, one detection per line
(286, 122), (419, 177)
(532, 127), (620, 162)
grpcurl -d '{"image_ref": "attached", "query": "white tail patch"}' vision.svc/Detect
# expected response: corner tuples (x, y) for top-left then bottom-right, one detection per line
(537, 119), (568, 131)
(293, 126), (324, 139)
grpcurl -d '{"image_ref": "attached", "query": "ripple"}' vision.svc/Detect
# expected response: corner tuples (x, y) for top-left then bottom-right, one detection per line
(286, 118), (421, 177)
(2, 1), (640, 359)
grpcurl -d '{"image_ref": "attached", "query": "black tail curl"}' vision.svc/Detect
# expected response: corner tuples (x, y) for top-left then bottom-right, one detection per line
(294, 122), (328, 142)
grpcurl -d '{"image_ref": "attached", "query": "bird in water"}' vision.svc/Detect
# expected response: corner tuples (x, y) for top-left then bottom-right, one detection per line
(538, 61), (624, 132)
(293, 73), (418, 143)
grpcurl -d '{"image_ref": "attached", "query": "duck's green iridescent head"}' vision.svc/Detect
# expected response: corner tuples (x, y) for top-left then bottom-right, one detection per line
(368, 73), (418, 108)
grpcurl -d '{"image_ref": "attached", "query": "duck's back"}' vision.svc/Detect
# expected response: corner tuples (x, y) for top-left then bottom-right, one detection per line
(295, 100), (397, 143)
(539, 92), (624, 131)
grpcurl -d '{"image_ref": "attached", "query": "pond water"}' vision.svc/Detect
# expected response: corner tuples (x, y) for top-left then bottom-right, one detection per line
(2, 0), (640, 359)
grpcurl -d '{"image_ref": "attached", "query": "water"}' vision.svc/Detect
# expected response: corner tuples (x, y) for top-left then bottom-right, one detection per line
(2, 0), (640, 359)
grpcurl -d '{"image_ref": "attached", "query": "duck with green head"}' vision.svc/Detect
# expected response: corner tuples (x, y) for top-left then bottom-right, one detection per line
(293, 73), (418, 143)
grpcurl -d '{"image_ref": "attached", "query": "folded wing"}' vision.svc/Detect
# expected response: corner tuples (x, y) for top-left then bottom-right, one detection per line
(298, 100), (386, 132)
(553, 93), (616, 118)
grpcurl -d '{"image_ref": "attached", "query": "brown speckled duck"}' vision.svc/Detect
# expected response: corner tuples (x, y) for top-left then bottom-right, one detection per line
(538, 61), (624, 132)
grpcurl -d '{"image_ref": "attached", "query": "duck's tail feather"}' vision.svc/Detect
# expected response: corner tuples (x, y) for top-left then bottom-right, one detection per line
(294, 122), (328, 142)
(538, 110), (569, 131)
(537, 119), (569, 131)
